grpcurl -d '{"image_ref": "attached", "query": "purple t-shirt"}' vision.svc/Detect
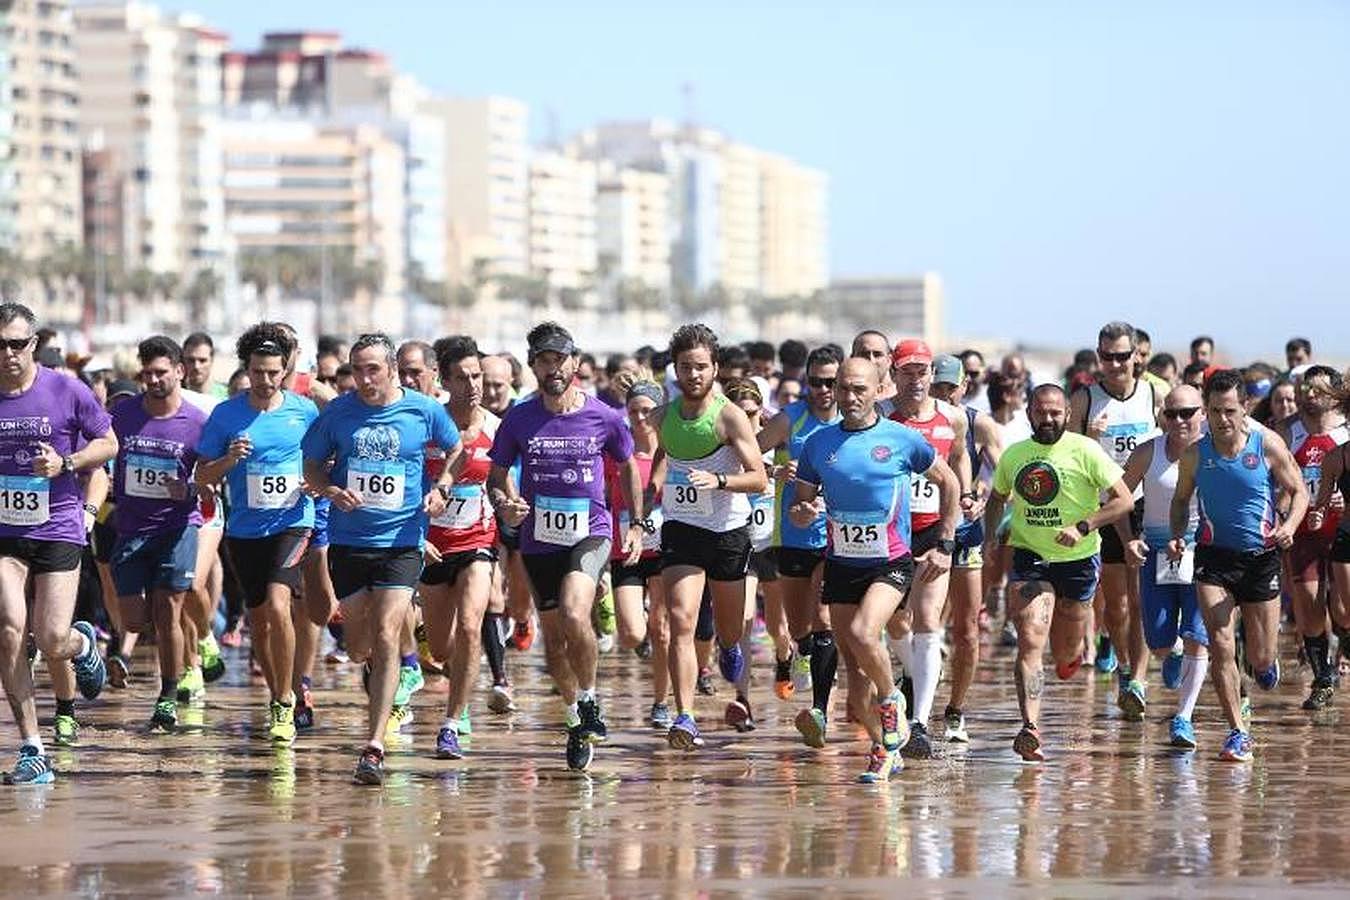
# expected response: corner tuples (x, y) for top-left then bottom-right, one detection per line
(0, 367), (111, 544)
(111, 395), (207, 537)
(489, 394), (634, 555)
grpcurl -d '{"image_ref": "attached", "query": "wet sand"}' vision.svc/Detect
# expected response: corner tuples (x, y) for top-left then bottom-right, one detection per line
(1, 632), (1348, 897)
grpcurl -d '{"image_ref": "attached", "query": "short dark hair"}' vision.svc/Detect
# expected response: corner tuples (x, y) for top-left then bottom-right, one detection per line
(435, 335), (480, 373)
(1303, 364), (1341, 390)
(1146, 352), (1177, 375)
(1134, 328), (1151, 345)
(778, 339), (808, 369)
(1203, 368), (1245, 401)
(850, 330), (889, 354)
(0, 303), (36, 332)
(1031, 382), (1066, 404)
(605, 353), (634, 377)
(1098, 321), (1136, 347)
(138, 335), (182, 366)
(335, 363), (354, 378)
(1191, 335), (1214, 352)
(183, 332), (214, 354)
(316, 334), (345, 357)
(806, 345), (844, 371)
(958, 349), (984, 367)
(351, 332), (397, 367)
(236, 322), (295, 365)
(745, 340), (775, 363)
(1286, 337), (1312, 356)
(397, 340), (434, 367)
(670, 323), (719, 361)
(717, 344), (749, 370)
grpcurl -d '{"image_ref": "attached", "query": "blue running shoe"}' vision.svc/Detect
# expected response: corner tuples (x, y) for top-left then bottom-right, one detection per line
(1095, 635), (1117, 674)
(1169, 715), (1197, 750)
(1219, 728), (1253, 762)
(1255, 661), (1280, 692)
(718, 642), (745, 685)
(1161, 651), (1184, 691)
(649, 702), (672, 729)
(436, 726), (464, 760)
(667, 713), (704, 750)
(71, 621), (106, 700)
(4, 746), (54, 785)
(353, 746), (385, 784)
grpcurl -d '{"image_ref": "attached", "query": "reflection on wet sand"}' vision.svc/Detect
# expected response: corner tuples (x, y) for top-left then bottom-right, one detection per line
(0, 633), (1348, 895)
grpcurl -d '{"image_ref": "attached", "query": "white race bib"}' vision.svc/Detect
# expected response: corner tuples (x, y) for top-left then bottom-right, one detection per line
(432, 484), (486, 530)
(125, 453), (176, 499)
(1102, 423), (1151, 465)
(749, 493), (775, 545)
(665, 469), (713, 520)
(1156, 546), (1195, 585)
(909, 474), (939, 515)
(619, 505), (663, 552)
(0, 475), (49, 526)
(346, 459), (405, 511)
(246, 463), (302, 510)
(829, 511), (890, 560)
(534, 495), (589, 546)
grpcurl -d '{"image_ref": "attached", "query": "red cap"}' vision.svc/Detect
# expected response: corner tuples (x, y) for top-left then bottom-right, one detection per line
(891, 339), (933, 368)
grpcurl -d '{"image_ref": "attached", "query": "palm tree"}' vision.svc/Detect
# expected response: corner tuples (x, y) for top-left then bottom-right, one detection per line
(184, 268), (222, 329)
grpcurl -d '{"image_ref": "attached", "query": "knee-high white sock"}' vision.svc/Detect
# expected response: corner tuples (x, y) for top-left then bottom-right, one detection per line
(736, 630), (753, 697)
(911, 631), (942, 724)
(1177, 654), (1208, 719)
(888, 633), (914, 675)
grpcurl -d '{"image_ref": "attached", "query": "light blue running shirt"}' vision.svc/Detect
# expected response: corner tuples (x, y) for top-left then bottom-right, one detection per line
(1194, 428), (1275, 553)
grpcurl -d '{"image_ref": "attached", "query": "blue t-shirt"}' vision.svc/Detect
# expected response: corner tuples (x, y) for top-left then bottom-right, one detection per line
(300, 389), (460, 548)
(1195, 428), (1276, 553)
(198, 391), (319, 538)
(773, 399), (839, 550)
(796, 417), (936, 566)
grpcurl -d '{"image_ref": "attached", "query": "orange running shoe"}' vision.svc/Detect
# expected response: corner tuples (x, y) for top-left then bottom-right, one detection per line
(512, 617), (535, 652)
(1055, 657), (1081, 681)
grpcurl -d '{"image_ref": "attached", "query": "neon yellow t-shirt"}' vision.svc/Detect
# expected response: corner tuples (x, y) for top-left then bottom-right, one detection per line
(993, 431), (1123, 562)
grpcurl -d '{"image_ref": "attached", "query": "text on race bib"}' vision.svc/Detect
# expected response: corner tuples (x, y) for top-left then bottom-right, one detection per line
(665, 468), (713, 519)
(828, 510), (890, 560)
(246, 463), (302, 510)
(432, 484), (489, 530)
(535, 495), (589, 546)
(1156, 545), (1195, 586)
(346, 459), (405, 511)
(1102, 422), (1151, 463)
(125, 453), (177, 500)
(910, 474), (939, 514)
(749, 493), (775, 543)
(0, 475), (49, 526)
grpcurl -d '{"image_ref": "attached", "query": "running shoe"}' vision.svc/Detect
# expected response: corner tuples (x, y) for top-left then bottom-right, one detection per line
(149, 698), (177, 734)
(415, 623), (443, 677)
(667, 712), (704, 750)
(387, 705), (414, 732)
(877, 690), (908, 752)
(649, 702), (672, 729)
(220, 626), (243, 648)
(901, 721), (936, 759)
(353, 746), (385, 785)
(724, 696), (755, 733)
(1303, 677), (1335, 711)
(458, 708), (472, 736)
(106, 654), (130, 689)
(943, 705), (969, 744)
(1094, 634), (1118, 674)
(999, 620), (1018, 648)
(857, 743), (901, 785)
(696, 667), (716, 696)
(577, 697), (607, 743)
(488, 683), (517, 714)
(512, 617), (535, 652)
(199, 633), (226, 683)
(595, 591), (617, 640)
(566, 725), (593, 770)
(176, 665), (205, 705)
(1055, 657), (1082, 681)
(268, 700), (296, 745)
(1254, 661), (1280, 692)
(1013, 722), (1044, 762)
(70, 621), (107, 700)
(1239, 693), (1253, 724)
(718, 642), (746, 685)
(1161, 650), (1184, 691)
(4, 746), (54, 786)
(393, 662), (425, 707)
(53, 713), (78, 747)
(294, 683), (315, 730)
(436, 726), (464, 760)
(1118, 679), (1147, 721)
(774, 657), (794, 700)
(791, 655), (812, 692)
(794, 707), (827, 749)
(1218, 728), (1253, 762)
(634, 637), (653, 661)
(597, 632), (616, 654)
(1168, 714), (1197, 750)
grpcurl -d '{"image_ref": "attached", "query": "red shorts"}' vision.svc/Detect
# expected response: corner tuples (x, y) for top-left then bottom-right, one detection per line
(1285, 532), (1334, 584)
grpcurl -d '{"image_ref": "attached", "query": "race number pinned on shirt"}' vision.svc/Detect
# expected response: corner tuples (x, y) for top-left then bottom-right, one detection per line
(829, 510), (890, 560)
(246, 462), (302, 510)
(910, 474), (939, 515)
(749, 492), (775, 545)
(125, 453), (176, 499)
(0, 475), (49, 526)
(432, 484), (485, 530)
(1102, 422), (1152, 465)
(665, 468), (713, 520)
(1156, 545), (1195, 585)
(535, 495), (588, 546)
(346, 459), (405, 511)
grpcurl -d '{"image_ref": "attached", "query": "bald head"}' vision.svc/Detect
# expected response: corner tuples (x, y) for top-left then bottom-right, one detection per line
(840, 356), (879, 387)
(836, 357), (881, 426)
(480, 354), (514, 415)
(1166, 384), (1201, 409)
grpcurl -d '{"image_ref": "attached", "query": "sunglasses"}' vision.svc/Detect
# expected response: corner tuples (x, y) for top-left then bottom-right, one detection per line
(807, 376), (835, 389)
(1163, 406), (1201, 421)
(0, 337), (34, 353)
(1098, 350), (1134, 363)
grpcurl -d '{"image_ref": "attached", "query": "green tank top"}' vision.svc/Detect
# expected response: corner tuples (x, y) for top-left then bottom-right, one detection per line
(661, 393), (727, 461)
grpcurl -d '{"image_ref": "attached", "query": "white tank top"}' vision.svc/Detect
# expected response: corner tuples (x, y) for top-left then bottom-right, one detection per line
(1141, 437), (1197, 547)
(1086, 380), (1159, 499)
(663, 444), (751, 531)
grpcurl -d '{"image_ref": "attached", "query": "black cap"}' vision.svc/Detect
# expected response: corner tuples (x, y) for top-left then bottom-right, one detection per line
(107, 379), (139, 400)
(36, 347), (64, 368)
(528, 331), (576, 360)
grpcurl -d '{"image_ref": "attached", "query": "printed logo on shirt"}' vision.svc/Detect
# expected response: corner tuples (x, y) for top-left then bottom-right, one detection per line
(1015, 461), (1060, 506)
(354, 425), (401, 460)
(871, 444), (892, 463)
(1242, 453), (1260, 470)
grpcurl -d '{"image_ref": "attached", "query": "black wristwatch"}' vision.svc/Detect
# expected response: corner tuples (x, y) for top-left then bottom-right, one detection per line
(1075, 520), (1091, 536)
(637, 517), (657, 535)
(715, 473), (728, 490)
(436, 483), (453, 502)
(936, 537), (957, 554)
(61, 455), (76, 475)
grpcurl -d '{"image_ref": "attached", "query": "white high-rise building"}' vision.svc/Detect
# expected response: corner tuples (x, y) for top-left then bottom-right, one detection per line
(527, 149), (596, 292)
(595, 162), (671, 292)
(759, 151), (828, 298)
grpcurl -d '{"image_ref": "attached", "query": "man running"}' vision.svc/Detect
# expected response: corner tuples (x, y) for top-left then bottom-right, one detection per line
(487, 322), (643, 771)
(301, 332), (462, 784)
(1169, 369), (1307, 761)
(654, 324), (769, 750)
(755, 345), (841, 746)
(196, 323), (318, 745)
(0, 303), (115, 784)
(851, 330), (895, 404)
(183, 332), (229, 401)
(791, 358), (958, 782)
(985, 384), (1135, 762)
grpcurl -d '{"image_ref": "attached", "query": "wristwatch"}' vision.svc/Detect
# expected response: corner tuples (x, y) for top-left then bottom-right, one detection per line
(1075, 520), (1091, 536)
(436, 483), (453, 502)
(936, 537), (957, 554)
(636, 517), (657, 535)
(61, 455), (76, 475)
(715, 473), (728, 490)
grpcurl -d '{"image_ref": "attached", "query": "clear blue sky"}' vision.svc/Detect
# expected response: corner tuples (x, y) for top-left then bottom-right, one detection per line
(177, 0), (1349, 361)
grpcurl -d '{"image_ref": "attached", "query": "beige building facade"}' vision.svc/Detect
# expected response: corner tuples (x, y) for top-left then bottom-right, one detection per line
(527, 149), (596, 291)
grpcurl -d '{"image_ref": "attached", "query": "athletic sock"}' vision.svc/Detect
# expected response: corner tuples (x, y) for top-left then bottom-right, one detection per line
(22, 737), (43, 755)
(577, 688), (596, 705)
(160, 676), (177, 700)
(735, 630), (754, 698)
(911, 631), (942, 723)
(482, 613), (508, 683)
(1304, 632), (1331, 682)
(55, 698), (75, 718)
(809, 630), (837, 712)
(889, 632), (914, 676)
(1178, 654), (1208, 719)
(400, 652), (419, 669)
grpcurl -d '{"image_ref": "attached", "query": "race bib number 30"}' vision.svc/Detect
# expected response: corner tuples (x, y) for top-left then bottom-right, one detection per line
(125, 453), (176, 499)
(535, 495), (589, 546)
(749, 493), (775, 544)
(433, 484), (486, 530)
(829, 510), (890, 560)
(346, 459), (405, 511)
(246, 464), (301, 510)
(665, 469), (713, 519)
(910, 474), (939, 515)
(0, 475), (49, 526)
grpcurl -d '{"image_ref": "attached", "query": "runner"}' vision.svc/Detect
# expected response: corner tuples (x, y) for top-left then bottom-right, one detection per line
(791, 358), (958, 782)
(1116, 385), (1208, 748)
(301, 332), (462, 784)
(481, 353), (535, 653)
(1273, 366), (1347, 709)
(1169, 368), (1307, 761)
(182, 332), (229, 400)
(984, 383), (1135, 762)
(1311, 408), (1350, 683)
(850, 330), (895, 404)
(0, 303), (114, 784)
(196, 323), (318, 745)
(109, 336), (207, 734)
(755, 345), (841, 747)
(654, 323), (768, 750)
(487, 322), (644, 771)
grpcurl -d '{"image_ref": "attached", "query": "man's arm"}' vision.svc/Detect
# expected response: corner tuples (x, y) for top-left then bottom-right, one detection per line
(1266, 430), (1309, 544)
(1168, 445), (1199, 558)
(688, 403), (767, 494)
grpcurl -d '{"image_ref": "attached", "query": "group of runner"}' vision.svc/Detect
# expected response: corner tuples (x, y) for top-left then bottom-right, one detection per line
(0, 301), (1342, 785)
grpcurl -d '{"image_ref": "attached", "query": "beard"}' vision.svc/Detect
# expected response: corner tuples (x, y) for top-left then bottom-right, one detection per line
(1032, 420), (1065, 444)
(540, 373), (568, 397)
